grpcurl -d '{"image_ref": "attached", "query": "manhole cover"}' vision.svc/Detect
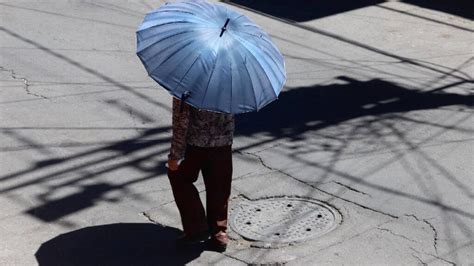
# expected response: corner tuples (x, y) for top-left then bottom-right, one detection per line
(230, 197), (341, 244)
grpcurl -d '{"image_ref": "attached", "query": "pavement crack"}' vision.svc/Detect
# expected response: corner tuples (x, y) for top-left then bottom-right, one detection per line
(428, 254), (456, 265)
(222, 253), (249, 265)
(423, 219), (439, 254)
(233, 171), (259, 181)
(316, 228), (371, 253)
(377, 227), (419, 243)
(236, 150), (281, 173)
(249, 263), (287, 266)
(405, 214), (439, 254)
(332, 181), (371, 197)
(152, 188), (206, 207)
(251, 142), (285, 154)
(410, 251), (428, 266)
(160, 199), (177, 206)
(0, 66), (48, 99)
(141, 211), (159, 224)
(409, 247), (455, 265)
(237, 150), (398, 219)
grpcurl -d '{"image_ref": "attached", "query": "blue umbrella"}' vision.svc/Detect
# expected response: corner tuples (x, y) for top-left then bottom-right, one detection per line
(136, 0), (286, 114)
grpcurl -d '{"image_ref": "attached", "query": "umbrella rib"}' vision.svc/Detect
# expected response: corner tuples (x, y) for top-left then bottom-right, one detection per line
(238, 30), (288, 64)
(241, 23), (262, 30)
(236, 35), (284, 94)
(137, 30), (196, 52)
(201, 49), (221, 107)
(139, 30), (196, 48)
(152, 1), (215, 23)
(237, 38), (279, 100)
(152, 10), (196, 16)
(175, 53), (202, 93)
(148, 40), (195, 76)
(139, 35), (193, 70)
(233, 14), (245, 22)
(237, 31), (277, 52)
(238, 35), (285, 76)
(147, 10), (210, 25)
(207, 1), (222, 22)
(137, 20), (193, 34)
(239, 57), (258, 111)
(184, 1), (216, 23)
(239, 31), (263, 38)
(257, 45), (286, 83)
(229, 62), (233, 113)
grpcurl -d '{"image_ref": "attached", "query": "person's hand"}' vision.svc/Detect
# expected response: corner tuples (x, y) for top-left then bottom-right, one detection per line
(167, 159), (180, 171)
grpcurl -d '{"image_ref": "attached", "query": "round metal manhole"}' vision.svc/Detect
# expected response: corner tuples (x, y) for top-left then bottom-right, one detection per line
(229, 197), (341, 244)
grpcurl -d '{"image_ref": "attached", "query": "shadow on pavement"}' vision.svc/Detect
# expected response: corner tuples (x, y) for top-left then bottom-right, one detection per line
(236, 76), (474, 218)
(223, 0), (473, 22)
(35, 223), (204, 266)
(1, 127), (170, 222)
(26, 183), (119, 222)
(0, 77), (470, 224)
(237, 76), (473, 142)
(222, 0), (383, 22)
(0, 2), (471, 265)
(401, 0), (474, 20)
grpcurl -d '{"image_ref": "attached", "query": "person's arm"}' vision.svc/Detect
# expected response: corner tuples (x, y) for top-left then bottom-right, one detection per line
(168, 97), (190, 170)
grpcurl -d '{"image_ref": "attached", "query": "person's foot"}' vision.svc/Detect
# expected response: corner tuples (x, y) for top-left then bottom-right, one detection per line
(206, 232), (228, 253)
(176, 231), (210, 246)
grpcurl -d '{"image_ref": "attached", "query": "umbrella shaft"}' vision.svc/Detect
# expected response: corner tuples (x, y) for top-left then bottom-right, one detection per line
(180, 91), (191, 112)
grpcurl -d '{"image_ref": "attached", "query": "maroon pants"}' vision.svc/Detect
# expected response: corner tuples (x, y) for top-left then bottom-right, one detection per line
(167, 145), (233, 237)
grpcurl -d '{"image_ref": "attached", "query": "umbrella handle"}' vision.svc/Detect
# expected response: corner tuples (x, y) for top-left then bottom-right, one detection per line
(180, 91), (191, 112)
(220, 18), (230, 37)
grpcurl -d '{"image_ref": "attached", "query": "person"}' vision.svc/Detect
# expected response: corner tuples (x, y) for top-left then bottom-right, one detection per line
(167, 97), (235, 252)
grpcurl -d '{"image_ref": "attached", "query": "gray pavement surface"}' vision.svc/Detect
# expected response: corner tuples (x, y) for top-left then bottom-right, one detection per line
(1, 0), (473, 265)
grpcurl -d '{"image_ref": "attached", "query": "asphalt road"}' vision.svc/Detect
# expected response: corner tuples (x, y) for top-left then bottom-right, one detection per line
(1, 1), (473, 265)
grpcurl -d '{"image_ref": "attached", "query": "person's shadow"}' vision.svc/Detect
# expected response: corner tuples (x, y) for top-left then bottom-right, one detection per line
(35, 223), (204, 266)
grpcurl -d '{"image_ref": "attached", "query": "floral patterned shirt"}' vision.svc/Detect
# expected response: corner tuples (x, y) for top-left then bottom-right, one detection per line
(169, 98), (235, 160)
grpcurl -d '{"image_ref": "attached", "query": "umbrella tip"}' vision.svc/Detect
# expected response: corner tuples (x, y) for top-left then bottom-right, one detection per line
(219, 18), (230, 37)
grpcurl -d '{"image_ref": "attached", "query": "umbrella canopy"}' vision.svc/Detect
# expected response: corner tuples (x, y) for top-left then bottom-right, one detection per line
(136, 0), (286, 114)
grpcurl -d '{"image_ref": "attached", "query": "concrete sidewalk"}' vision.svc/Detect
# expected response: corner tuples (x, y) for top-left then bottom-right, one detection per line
(1, 1), (472, 265)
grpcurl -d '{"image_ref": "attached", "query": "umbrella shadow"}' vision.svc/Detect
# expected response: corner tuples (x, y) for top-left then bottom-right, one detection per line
(35, 223), (204, 266)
